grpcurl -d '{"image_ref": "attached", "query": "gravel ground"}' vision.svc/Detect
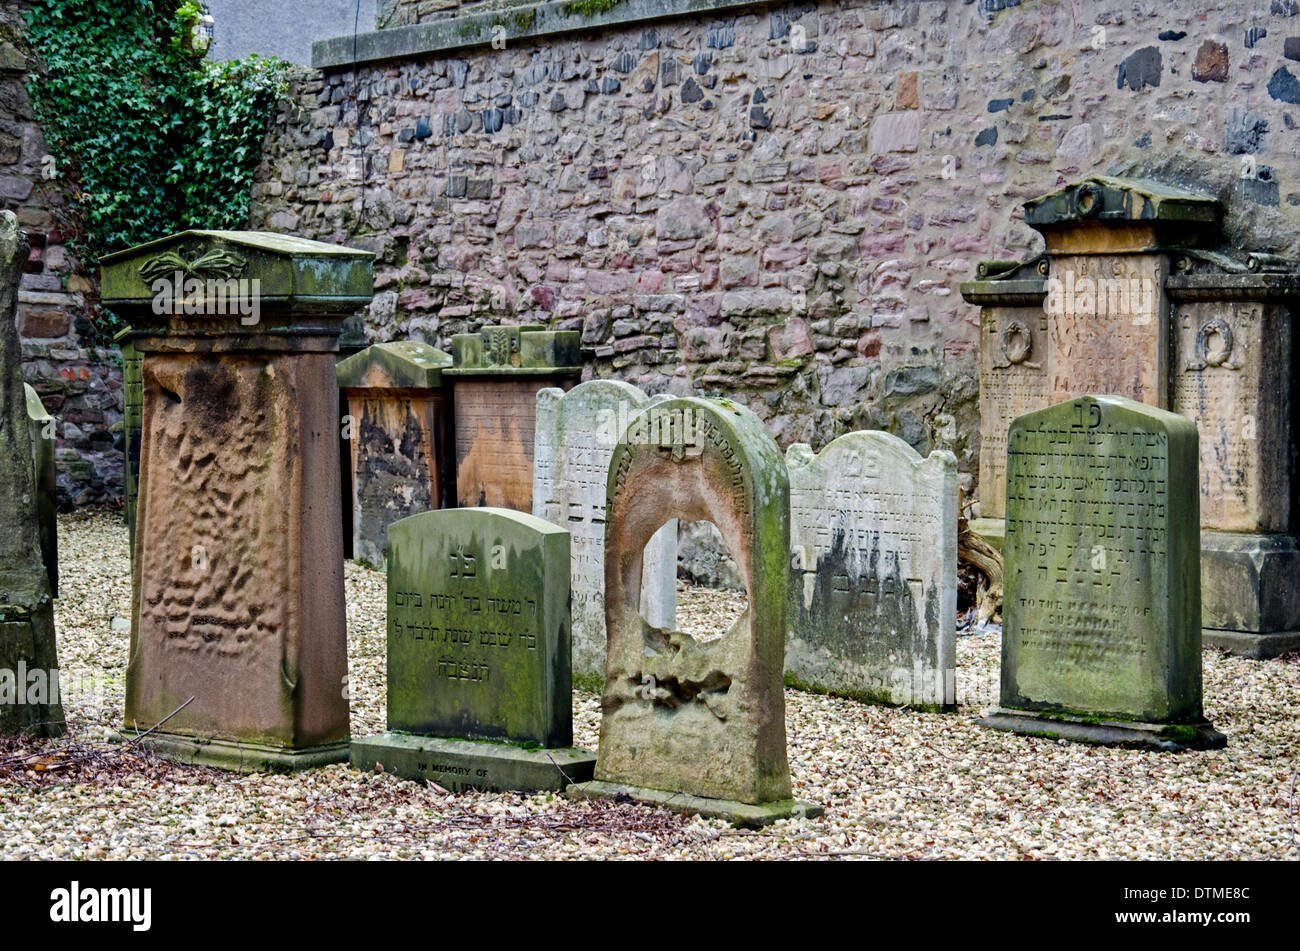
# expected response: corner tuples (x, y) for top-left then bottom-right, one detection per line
(0, 510), (1295, 860)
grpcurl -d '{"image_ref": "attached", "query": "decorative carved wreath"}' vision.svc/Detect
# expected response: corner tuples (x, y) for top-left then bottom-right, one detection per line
(1001, 319), (1033, 364)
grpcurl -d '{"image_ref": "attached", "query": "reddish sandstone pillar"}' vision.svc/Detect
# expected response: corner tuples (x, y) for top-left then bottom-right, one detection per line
(101, 231), (373, 770)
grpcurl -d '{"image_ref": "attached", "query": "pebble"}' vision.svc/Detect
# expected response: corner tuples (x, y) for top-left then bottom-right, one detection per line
(0, 511), (1294, 860)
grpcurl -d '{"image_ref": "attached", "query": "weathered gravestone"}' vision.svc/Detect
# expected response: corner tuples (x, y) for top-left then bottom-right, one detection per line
(978, 395), (1225, 750)
(785, 431), (957, 710)
(533, 380), (676, 684)
(351, 507), (596, 791)
(0, 210), (63, 737)
(446, 324), (581, 511)
(25, 384), (57, 597)
(567, 398), (821, 826)
(336, 341), (453, 569)
(115, 326), (143, 561)
(962, 176), (1300, 659)
(101, 231), (372, 770)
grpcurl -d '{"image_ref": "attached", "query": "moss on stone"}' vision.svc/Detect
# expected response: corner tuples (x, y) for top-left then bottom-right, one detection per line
(562, 0), (625, 18)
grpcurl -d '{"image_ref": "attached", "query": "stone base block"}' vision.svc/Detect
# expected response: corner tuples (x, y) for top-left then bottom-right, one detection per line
(130, 732), (351, 772)
(566, 779), (823, 828)
(350, 733), (595, 792)
(976, 708), (1226, 752)
(1202, 629), (1300, 660)
(968, 517), (1005, 552)
(1201, 531), (1300, 637)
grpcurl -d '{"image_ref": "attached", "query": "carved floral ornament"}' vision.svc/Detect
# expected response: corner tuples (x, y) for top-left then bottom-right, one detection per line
(138, 247), (248, 285)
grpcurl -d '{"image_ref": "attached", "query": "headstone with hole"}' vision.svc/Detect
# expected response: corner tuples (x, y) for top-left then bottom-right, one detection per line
(100, 230), (373, 770)
(445, 325), (581, 512)
(785, 431), (957, 710)
(351, 507), (596, 791)
(961, 176), (1300, 660)
(0, 211), (63, 738)
(567, 397), (821, 826)
(336, 341), (453, 569)
(533, 379), (676, 684)
(977, 395), (1225, 750)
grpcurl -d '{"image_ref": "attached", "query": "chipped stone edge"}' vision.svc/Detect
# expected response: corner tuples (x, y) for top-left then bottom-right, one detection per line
(976, 709), (1226, 753)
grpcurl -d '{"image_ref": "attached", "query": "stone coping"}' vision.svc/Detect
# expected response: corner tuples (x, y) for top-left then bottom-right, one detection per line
(313, 0), (774, 70)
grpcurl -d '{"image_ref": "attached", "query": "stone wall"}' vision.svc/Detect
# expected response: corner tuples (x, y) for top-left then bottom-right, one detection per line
(1, 2), (123, 507)
(250, 0), (1300, 499)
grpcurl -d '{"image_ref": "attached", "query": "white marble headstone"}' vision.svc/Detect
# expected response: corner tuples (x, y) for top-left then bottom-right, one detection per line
(785, 430), (957, 709)
(534, 380), (677, 680)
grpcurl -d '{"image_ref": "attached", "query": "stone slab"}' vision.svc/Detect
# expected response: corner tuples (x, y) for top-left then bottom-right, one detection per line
(350, 733), (594, 792)
(313, 0), (770, 69)
(566, 780), (823, 829)
(999, 395), (1208, 729)
(977, 708), (1226, 752)
(785, 431), (957, 710)
(1200, 530), (1300, 634)
(1201, 629), (1300, 660)
(533, 380), (676, 682)
(385, 507), (573, 749)
(131, 734), (351, 772)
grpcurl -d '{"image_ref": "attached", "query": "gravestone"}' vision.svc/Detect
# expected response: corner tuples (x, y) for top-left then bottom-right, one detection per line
(0, 210), (63, 737)
(567, 398), (821, 826)
(978, 395), (1224, 750)
(533, 380), (676, 683)
(336, 341), (453, 569)
(351, 507), (595, 791)
(785, 431), (957, 710)
(336, 314), (373, 562)
(115, 326), (143, 560)
(100, 230), (372, 770)
(25, 384), (57, 597)
(445, 324), (581, 511)
(961, 176), (1300, 659)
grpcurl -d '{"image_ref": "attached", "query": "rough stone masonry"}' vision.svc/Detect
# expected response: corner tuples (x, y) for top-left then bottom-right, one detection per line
(248, 0), (1300, 494)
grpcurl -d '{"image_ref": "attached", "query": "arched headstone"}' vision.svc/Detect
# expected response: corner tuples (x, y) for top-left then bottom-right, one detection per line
(568, 397), (820, 826)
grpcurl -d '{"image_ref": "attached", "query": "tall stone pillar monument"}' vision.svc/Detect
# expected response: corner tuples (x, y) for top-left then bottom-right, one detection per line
(963, 177), (1300, 658)
(101, 231), (373, 769)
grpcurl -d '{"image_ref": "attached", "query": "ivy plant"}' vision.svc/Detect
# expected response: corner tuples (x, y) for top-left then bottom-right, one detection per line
(24, 0), (289, 342)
